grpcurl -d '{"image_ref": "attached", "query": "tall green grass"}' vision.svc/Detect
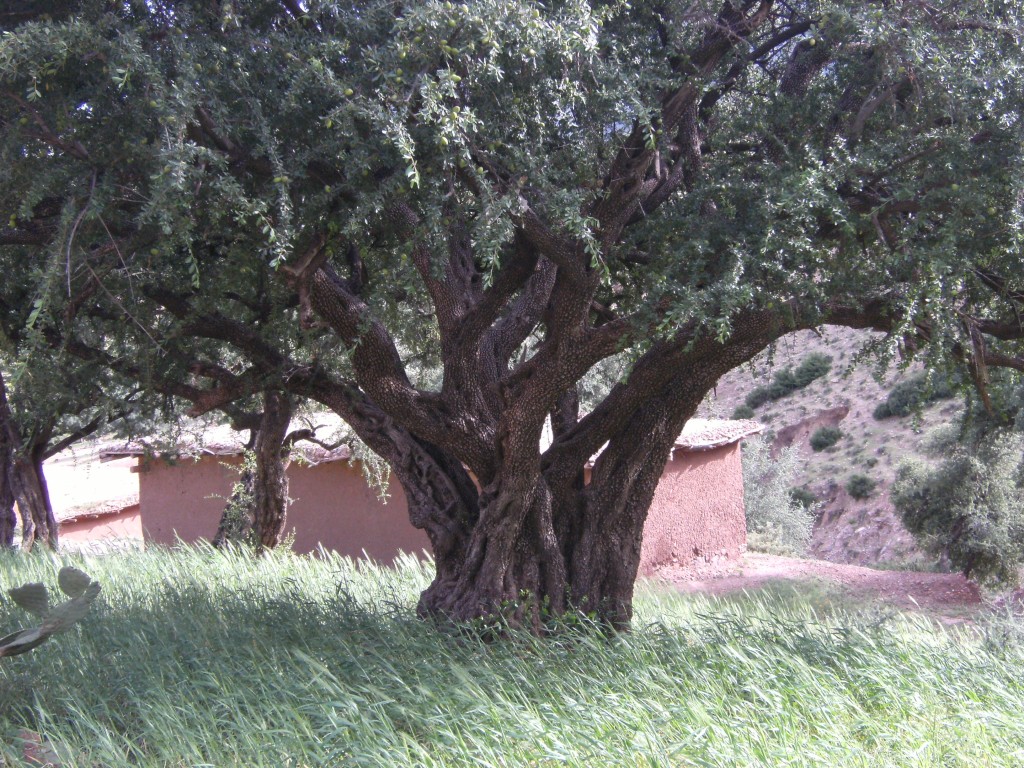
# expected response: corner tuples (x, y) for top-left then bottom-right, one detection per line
(1, 546), (1022, 767)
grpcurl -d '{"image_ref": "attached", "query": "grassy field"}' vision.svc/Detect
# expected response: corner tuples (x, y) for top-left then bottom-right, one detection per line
(1, 547), (1023, 767)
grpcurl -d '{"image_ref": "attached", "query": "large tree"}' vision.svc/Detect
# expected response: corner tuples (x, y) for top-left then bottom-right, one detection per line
(1, 0), (1022, 627)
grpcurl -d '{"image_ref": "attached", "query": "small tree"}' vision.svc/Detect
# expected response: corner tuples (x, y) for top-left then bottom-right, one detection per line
(0, 356), (144, 551)
(892, 420), (1024, 587)
(742, 437), (816, 555)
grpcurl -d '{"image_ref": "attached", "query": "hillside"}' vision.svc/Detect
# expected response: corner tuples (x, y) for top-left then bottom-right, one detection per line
(700, 325), (962, 569)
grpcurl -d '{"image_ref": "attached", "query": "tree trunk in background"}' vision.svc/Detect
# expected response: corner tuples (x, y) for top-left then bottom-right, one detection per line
(10, 450), (57, 551)
(212, 390), (294, 551)
(0, 370), (57, 551)
(212, 464), (256, 547)
(0, 447), (15, 549)
(252, 390), (293, 551)
(0, 372), (18, 548)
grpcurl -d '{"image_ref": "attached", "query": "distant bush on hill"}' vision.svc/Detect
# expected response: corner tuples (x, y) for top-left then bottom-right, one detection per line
(746, 385), (774, 409)
(790, 487), (818, 509)
(873, 373), (955, 419)
(793, 353), (833, 388)
(810, 426), (842, 452)
(744, 353), (832, 410)
(732, 404), (756, 420)
(846, 474), (877, 500)
(767, 368), (799, 400)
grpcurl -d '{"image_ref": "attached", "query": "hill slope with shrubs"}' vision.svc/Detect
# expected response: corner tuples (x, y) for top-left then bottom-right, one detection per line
(701, 326), (966, 570)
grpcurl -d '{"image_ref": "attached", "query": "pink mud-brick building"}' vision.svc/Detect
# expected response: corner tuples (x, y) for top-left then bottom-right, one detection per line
(100, 418), (761, 569)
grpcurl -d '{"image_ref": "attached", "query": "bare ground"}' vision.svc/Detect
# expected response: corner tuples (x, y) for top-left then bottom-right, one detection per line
(652, 552), (985, 620)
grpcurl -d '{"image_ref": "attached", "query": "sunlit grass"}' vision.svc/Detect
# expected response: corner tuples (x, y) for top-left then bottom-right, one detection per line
(1, 545), (1022, 767)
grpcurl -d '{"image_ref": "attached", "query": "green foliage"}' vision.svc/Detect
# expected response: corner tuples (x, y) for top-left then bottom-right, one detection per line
(793, 353), (832, 388)
(845, 474), (877, 500)
(767, 368), (799, 400)
(745, 386), (774, 410)
(4, 547), (1024, 766)
(0, 0), (1020, 383)
(790, 486), (818, 509)
(810, 426), (843, 452)
(874, 373), (956, 419)
(731, 404), (755, 420)
(892, 421), (1024, 588)
(742, 438), (816, 555)
(745, 354), (832, 410)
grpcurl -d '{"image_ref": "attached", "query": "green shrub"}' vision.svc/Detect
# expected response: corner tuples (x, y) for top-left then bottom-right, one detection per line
(745, 354), (833, 411)
(745, 386), (773, 409)
(790, 487), (818, 509)
(892, 426), (1024, 588)
(732, 404), (755, 420)
(742, 438), (816, 556)
(767, 368), (799, 400)
(872, 402), (892, 419)
(874, 373), (955, 419)
(793, 353), (832, 388)
(810, 426), (842, 451)
(846, 474), (877, 499)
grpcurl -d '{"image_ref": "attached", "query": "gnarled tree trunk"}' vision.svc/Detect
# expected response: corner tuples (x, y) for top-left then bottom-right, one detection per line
(0, 443), (15, 549)
(212, 390), (294, 551)
(212, 463), (256, 547)
(11, 449), (57, 552)
(417, 467), (568, 631)
(0, 371), (57, 551)
(252, 390), (293, 551)
(401, 322), (784, 630)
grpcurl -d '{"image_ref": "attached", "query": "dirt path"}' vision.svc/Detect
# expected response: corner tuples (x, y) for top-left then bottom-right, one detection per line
(654, 553), (985, 618)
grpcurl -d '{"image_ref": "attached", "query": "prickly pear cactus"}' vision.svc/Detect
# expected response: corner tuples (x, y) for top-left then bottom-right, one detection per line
(0, 567), (101, 658)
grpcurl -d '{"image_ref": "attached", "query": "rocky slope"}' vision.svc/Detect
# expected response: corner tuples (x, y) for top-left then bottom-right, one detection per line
(699, 325), (961, 569)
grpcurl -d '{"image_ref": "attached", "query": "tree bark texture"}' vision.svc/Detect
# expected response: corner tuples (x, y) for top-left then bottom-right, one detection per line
(0, 430), (15, 549)
(211, 464), (256, 547)
(252, 390), (293, 551)
(0, 371), (57, 551)
(10, 452), (57, 551)
(212, 390), (294, 551)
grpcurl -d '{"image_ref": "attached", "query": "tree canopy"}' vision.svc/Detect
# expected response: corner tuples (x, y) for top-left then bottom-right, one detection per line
(1, 0), (1022, 627)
